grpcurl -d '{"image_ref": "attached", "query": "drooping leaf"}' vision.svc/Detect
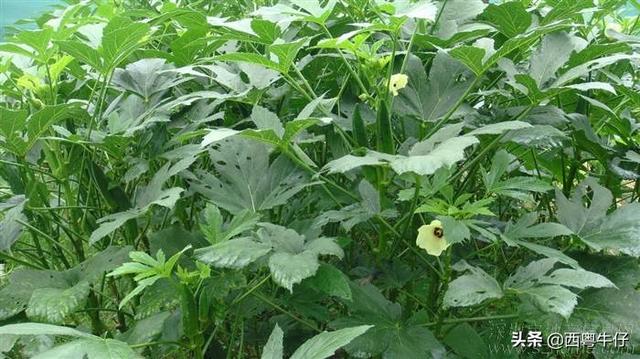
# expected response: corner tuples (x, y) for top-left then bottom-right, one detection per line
(505, 258), (615, 318)
(390, 136), (479, 176)
(32, 338), (141, 359)
(444, 261), (503, 308)
(0, 323), (94, 338)
(0, 195), (27, 251)
(522, 285), (578, 319)
(261, 324), (284, 359)
(290, 325), (372, 359)
(539, 268), (615, 289)
(268, 251), (320, 292)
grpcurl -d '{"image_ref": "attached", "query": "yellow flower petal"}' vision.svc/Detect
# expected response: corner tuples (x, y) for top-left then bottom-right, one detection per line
(388, 73), (408, 97)
(416, 220), (450, 256)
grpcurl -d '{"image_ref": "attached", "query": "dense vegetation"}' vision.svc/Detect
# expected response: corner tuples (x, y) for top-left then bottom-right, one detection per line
(1, 0), (640, 358)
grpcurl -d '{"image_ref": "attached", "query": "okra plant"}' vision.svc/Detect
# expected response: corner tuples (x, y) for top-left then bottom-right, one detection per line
(0, 0), (639, 358)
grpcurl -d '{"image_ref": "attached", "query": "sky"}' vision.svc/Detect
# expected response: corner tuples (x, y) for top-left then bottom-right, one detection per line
(0, 0), (60, 40)
(0, 0), (638, 41)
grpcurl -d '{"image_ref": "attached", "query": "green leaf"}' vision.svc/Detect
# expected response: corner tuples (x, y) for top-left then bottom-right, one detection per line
(100, 16), (151, 70)
(501, 125), (567, 147)
(290, 325), (372, 359)
(443, 323), (490, 359)
(14, 28), (53, 60)
(449, 45), (486, 76)
(200, 204), (259, 245)
(529, 32), (585, 88)
(479, 2), (531, 37)
(0, 107), (28, 154)
(444, 261), (503, 308)
(89, 209), (143, 245)
(112, 58), (187, 99)
(541, 0), (595, 25)
(289, 0), (337, 23)
(556, 178), (612, 234)
(305, 264), (352, 300)
(251, 19), (281, 44)
(566, 287), (640, 345)
(269, 38), (307, 72)
(189, 137), (310, 214)
(313, 180), (398, 231)
(505, 258), (613, 319)
(0, 195), (27, 251)
(522, 285), (578, 319)
(505, 258), (559, 290)
(332, 283), (444, 358)
(395, 52), (475, 122)
(32, 338), (141, 359)
(215, 52), (281, 72)
(304, 237), (344, 259)
(195, 237), (272, 269)
(539, 268), (615, 289)
(0, 323), (94, 338)
(552, 54), (640, 88)
(268, 251), (320, 292)
(485, 22), (570, 71)
(390, 136), (479, 175)
(251, 105), (284, 137)
(91, 156), (196, 244)
(580, 203), (640, 257)
(136, 279), (180, 319)
(0, 246), (130, 320)
(467, 121), (531, 135)
(26, 281), (91, 324)
(503, 214), (573, 240)
(56, 40), (103, 71)
(261, 324), (284, 359)
(322, 152), (394, 174)
(0, 104), (86, 156)
(393, 0), (437, 21)
(556, 178), (640, 256)
(117, 311), (172, 346)
(506, 239), (579, 269)
(436, 216), (470, 244)
(502, 215), (578, 267)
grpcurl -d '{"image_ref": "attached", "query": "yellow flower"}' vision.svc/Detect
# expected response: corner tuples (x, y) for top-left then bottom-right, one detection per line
(388, 73), (408, 96)
(416, 220), (450, 256)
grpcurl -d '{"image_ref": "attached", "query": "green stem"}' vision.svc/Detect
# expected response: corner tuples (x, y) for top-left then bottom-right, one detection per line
(425, 76), (481, 139)
(0, 250), (45, 269)
(253, 291), (320, 332)
(320, 24), (370, 98)
(434, 248), (452, 337)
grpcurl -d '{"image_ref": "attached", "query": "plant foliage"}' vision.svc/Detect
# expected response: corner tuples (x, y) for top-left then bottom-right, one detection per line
(0, 0), (639, 357)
